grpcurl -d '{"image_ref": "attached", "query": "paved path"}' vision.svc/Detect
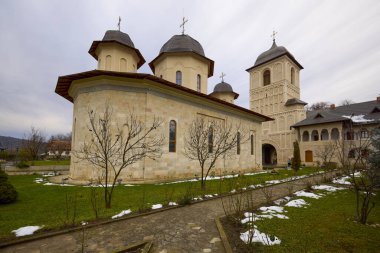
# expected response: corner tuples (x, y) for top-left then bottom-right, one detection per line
(0, 171), (337, 253)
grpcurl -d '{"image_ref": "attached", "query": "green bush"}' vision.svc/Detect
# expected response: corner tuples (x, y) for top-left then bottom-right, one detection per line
(325, 162), (337, 170)
(16, 161), (29, 169)
(0, 170), (18, 204)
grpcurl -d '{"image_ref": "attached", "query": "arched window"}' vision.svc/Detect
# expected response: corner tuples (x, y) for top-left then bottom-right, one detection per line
(208, 126), (213, 153)
(237, 132), (241, 155)
(348, 149), (356, 158)
(169, 120), (177, 152)
(311, 130), (319, 141)
(291, 67), (295, 84)
(302, 131), (309, 142)
(331, 128), (340, 140)
(321, 129), (329, 140)
(345, 131), (354, 140)
(197, 74), (201, 92)
(263, 70), (271, 86)
(120, 58), (127, 72)
(105, 55), (112, 70)
(176, 71), (182, 85)
(250, 134), (254, 155)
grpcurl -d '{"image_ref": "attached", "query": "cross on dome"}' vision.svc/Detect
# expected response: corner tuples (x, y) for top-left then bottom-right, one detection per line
(117, 16), (121, 31)
(220, 72), (226, 82)
(271, 30), (278, 42)
(180, 17), (188, 35)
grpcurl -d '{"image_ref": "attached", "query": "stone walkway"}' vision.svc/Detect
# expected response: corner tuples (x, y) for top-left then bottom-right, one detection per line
(1, 171), (337, 253)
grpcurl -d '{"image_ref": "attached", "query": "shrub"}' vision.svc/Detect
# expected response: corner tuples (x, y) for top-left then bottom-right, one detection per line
(16, 161), (29, 169)
(0, 170), (17, 204)
(325, 162), (337, 170)
(292, 141), (301, 172)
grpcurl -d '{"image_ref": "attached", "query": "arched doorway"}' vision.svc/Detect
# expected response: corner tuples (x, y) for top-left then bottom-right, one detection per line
(262, 144), (277, 166)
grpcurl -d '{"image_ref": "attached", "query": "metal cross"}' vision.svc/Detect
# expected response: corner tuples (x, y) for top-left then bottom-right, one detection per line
(180, 17), (188, 35)
(271, 30), (278, 41)
(117, 16), (121, 31)
(220, 72), (226, 82)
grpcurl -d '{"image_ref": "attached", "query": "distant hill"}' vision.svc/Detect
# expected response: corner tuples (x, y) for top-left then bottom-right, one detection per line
(0, 136), (24, 151)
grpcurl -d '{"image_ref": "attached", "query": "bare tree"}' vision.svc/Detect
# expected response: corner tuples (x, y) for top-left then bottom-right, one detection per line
(74, 105), (163, 208)
(335, 123), (378, 224)
(339, 99), (354, 106)
(315, 141), (336, 169)
(306, 101), (331, 111)
(184, 118), (245, 190)
(22, 127), (45, 160)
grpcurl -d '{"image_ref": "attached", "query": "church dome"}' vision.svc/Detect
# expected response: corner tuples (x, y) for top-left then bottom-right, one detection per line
(213, 81), (234, 93)
(102, 30), (135, 48)
(159, 34), (205, 56)
(246, 40), (303, 71)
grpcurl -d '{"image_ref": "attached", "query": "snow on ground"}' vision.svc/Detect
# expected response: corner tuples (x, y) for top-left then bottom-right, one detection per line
(240, 227), (281, 245)
(168, 202), (178, 206)
(294, 190), (322, 199)
(35, 178), (44, 183)
(332, 176), (351, 185)
(312, 185), (345, 192)
(43, 182), (74, 186)
(204, 194), (214, 198)
(124, 184), (138, 187)
(259, 206), (285, 213)
(12, 226), (43, 237)
(112, 209), (132, 219)
(152, 204), (163, 209)
(285, 199), (309, 208)
(81, 221), (88, 226)
(274, 196), (291, 205)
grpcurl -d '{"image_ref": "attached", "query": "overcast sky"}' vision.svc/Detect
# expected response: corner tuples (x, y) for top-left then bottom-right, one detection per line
(0, 0), (379, 138)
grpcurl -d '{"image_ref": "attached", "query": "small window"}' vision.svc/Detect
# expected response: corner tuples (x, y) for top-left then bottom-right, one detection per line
(360, 129), (369, 139)
(176, 71), (182, 85)
(348, 149), (356, 158)
(250, 134), (254, 155)
(197, 74), (201, 92)
(331, 128), (340, 140)
(302, 131), (309, 142)
(208, 126), (213, 153)
(321, 129), (329, 140)
(169, 120), (177, 152)
(311, 130), (319, 141)
(263, 70), (271, 86)
(291, 67), (295, 84)
(237, 132), (241, 155)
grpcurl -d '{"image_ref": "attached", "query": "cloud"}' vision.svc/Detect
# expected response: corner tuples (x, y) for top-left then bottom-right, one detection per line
(0, 0), (379, 137)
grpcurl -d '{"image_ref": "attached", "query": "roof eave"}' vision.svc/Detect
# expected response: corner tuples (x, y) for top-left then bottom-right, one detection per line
(245, 52), (304, 72)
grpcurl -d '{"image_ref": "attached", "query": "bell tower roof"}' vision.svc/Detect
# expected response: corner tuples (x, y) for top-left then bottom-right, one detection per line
(246, 40), (303, 71)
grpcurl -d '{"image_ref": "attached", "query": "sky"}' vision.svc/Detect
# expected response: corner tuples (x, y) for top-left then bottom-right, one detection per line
(0, 0), (379, 138)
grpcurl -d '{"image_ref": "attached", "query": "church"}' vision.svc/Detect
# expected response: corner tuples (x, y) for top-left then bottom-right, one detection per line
(55, 24), (379, 182)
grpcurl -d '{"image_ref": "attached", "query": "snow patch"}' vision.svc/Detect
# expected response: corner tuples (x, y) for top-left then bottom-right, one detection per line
(294, 190), (321, 199)
(342, 115), (374, 123)
(240, 228), (281, 245)
(112, 209), (132, 219)
(312, 185), (345, 192)
(285, 199), (309, 208)
(43, 182), (74, 186)
(168, 202), (178, 206)
(259, 206), (285, 213)
(152, 204), (163, 209)
(12, 226), (43, 237)
(332, 176), (351, 185)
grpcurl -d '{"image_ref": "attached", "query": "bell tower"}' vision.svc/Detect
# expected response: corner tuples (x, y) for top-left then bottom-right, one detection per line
(246, 36), (307, 165)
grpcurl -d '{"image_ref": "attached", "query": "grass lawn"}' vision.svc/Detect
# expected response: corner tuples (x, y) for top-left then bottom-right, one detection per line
(0, 167), (320, 240)
(27, 160), (70, 166)
(244, 189), (380, 253)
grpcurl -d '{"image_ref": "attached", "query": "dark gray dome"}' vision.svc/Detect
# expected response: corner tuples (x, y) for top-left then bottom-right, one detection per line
(254, 41), (290, 66)
(102, 30), (135, 48)
(159, 34), (205, 56)
(213, 81), (234, 93)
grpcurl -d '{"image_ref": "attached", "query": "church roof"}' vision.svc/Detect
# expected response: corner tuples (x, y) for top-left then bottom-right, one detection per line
(149, 34), (214, 77)
(210, 81), (239, 99)
(160, 34), (205, 56)
(88, 30), (146, 68)
(292, 100), (380, 128)
(246, 40), (303, 71)
(285, 98), (308, 106)
(55, 70), (272, 122)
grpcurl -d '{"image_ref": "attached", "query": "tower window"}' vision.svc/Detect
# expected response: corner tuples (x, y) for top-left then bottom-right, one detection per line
(169, 120), (177, 152)
(237, 132), (241, 155)
(263, 70), (270, 86)
(197, 74), (201, 92)
(176, 71), (182, 85)
(291, 67), (295, 84)
(250, 134), (254, 155)
(208, 126), (213, 153)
